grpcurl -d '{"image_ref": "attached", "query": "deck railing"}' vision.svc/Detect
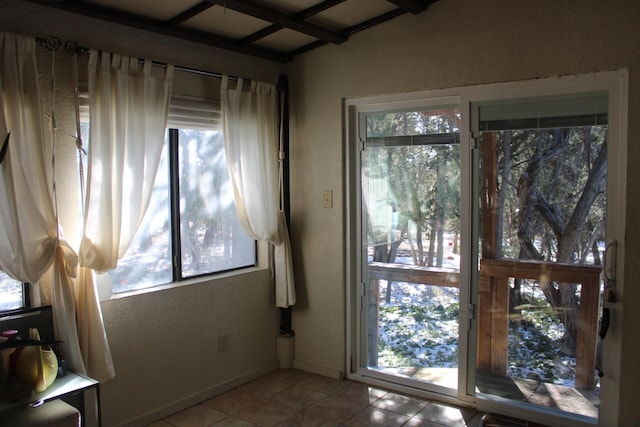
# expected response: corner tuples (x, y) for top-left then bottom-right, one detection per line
(368, 259), (601, 389)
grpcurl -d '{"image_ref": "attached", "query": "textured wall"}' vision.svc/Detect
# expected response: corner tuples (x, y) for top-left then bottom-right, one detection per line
(3, 0), (640, 424)
(100, 269), (278, 426)
(288, 0), (640, 425)
(0, 1), (284, 426)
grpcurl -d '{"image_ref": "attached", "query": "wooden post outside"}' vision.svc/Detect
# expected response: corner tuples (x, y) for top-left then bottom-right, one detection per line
(481, 259), (601, 389)
(478, 132), (505, 373)
(575, 275), (600, 389)
(480, 132), (498, 260)
(368, 278), (380, 367)
(477, 273), (492, 370)
(490, 276), (509, 375)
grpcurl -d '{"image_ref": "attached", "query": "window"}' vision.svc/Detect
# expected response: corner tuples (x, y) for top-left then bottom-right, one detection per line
(175, 129), (255, 278)
(0, 272), (26, 312)
(75, 69), (258, 296)
(81, 124), (256, 295)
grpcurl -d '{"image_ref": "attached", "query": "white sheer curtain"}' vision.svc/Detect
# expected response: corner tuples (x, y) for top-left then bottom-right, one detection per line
(0, 32), (87, 378)
(0, 33), (57, 282)
(80, 51), (174, 271)
(221, 76), (296, 307)
(77, 51), (173, 380)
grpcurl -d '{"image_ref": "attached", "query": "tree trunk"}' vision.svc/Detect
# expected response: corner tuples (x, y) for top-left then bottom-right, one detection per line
(416, 226), (425, 266)
(514, 128), (606, 354)
(427, 217), (436, 267)
(436, 210), (444, 268)
(497, 132), (511, 258)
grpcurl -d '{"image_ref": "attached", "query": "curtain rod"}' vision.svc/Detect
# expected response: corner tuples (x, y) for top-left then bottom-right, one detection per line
(35, 35), (244, 83)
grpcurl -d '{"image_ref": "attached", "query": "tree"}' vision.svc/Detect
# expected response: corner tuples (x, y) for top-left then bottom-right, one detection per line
(497, 126), (607, 353)
(364, 110), (460, 267)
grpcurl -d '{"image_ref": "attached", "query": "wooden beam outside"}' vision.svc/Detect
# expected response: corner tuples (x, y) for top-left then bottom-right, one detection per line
(368, 262), (459, 288)
(480, 259), (601, 285)
(576, 274), (600, 389)
(490, 276), (509, 375)
(480, 258), (601, 389)
(477, 274), (493, 371)
(480, 132), (498, 259)
(478, 131), (499, 372)
(368, 279), (380, 366)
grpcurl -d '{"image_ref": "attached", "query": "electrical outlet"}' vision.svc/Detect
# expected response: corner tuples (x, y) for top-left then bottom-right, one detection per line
(218, 333), (228, 352)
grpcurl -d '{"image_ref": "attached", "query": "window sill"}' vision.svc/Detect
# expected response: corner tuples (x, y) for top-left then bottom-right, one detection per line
(101, 265), (269, 302)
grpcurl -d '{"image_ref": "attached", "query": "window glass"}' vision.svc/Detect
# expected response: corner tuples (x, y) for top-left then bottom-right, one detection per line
(178, 129), (255, 277)
(80, 124), (256, 295)
(0, 271), (23, 311)
(102, 129), (256, 293)
(108, 138), (173, 293)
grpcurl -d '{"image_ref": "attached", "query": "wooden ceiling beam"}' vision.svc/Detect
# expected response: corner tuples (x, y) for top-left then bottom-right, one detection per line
(289, 8), (406, 58)
(23, 0), (291, 62)
(386, 0), (429, 14)
(206, 0), (347, 44)
(166, 2), (215, 25)
(21, 0), (440, 62)
(241, 0), (346, 45)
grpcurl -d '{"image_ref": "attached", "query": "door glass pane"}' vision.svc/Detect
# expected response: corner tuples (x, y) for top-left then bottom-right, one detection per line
(362, 107), (461, 390)
(474, 95), (606, 420)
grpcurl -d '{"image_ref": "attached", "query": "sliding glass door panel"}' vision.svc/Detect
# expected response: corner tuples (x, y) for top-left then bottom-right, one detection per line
(360, 106), (461, 392)
(472, 94), (607, 420)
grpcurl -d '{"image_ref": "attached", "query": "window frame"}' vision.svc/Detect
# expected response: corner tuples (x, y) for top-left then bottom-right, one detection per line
(0, 279), (31, 313)
(166, 127), (258, 284)
(80, 123), (258, 296)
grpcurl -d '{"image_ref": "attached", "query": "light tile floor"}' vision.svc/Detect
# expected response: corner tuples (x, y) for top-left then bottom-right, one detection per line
(146, 369), (486, 427)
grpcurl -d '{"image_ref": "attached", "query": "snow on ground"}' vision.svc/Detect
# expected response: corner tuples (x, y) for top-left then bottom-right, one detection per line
(374, 255), (585, 387)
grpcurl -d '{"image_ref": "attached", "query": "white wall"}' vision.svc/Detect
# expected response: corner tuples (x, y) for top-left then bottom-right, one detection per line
(287, 0), (640, 425)
(0, 1), (285, 426)
(99, 269), (278, 426)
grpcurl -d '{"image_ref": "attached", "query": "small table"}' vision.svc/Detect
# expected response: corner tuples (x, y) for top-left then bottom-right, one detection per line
(0, 372), (101, 427)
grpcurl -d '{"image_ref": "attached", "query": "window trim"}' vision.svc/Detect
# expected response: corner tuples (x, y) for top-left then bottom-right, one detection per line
(168, 128), (183, 281)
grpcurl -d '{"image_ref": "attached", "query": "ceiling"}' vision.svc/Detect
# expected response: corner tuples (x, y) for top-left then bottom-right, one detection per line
(23, 0), (439, 62)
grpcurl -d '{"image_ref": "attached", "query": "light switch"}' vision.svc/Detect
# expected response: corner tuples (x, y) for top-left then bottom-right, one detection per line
(323, 190), (333, 208)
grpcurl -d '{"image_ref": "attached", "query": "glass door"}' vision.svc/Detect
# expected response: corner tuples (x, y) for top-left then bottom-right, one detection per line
(348, 73), (625, 427)
(471, 93), (608, 421)
(359, 105), (462, 392)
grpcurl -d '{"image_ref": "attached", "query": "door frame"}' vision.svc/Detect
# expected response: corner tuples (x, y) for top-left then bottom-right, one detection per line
(344, 70), (627, 427)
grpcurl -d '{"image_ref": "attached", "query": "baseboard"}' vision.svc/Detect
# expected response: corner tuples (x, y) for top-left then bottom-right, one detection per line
(119, 361), (279, 427)
(292, 359), (344, 379)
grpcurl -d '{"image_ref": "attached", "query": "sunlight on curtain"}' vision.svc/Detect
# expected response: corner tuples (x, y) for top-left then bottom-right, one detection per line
(0, 32), (87, 377)
(0, 33), (57, 282)
(80, 51), (174, 271)
(221, 76), (296, 307)
(78, 51), (173, 380)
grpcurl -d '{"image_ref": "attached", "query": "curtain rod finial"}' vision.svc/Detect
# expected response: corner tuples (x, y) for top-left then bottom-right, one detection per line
(37, 36), (61, 51)
(64, 40), (88, 56)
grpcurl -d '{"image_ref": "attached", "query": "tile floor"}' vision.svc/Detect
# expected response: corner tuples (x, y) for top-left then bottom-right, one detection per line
(146, 369), (487, 427)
